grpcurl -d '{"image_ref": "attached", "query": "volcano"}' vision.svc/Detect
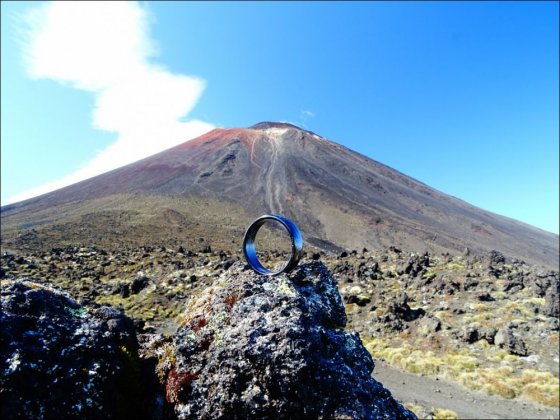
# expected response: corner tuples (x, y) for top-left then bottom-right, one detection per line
(1, 122), (558, 268)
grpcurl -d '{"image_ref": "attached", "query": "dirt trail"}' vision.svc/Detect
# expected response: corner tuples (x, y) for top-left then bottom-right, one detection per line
(373, 360), (559, 419)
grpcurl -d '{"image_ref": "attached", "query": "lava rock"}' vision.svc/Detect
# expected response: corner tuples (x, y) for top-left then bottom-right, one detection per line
(120, 283), (131, 298)
(388, 293), (411, 316)
(398, 253), (430, 278)
(494, 328), (528, 356)
(380, 293), (425, 329)
(431, 276), (461, 295)
(0, 280), (146, 419)
(345, 294), (372, 307)
(151, 261), (416, 420)
(544, 285), (559, 318)
(462, 326), (480, 343)
(487, 266), (502, 278)
(463, 277), (480, 291)
(481, 327), (498, 345)
(131, 275), (150, 294)
(94, 306), (138, 349)
(110, 282), (129, 298)
(476, 292), (495, 302)
(531, 271), (558, 297)
(487, 250), (506, 266)
(420, 316), (441, 333)
(461, 326), (497, 345)
(503, 272), (524, 293)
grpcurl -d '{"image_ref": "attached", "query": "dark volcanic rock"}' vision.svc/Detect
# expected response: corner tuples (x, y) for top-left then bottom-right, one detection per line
(151, 261), (415, 419)
(0, 280), (145, 419)
(398, 253), (430, 278)
(380, 293), (425, 331)
(503, 271), (524, 293)
(463, 277), (480, 291)
(419, 315), (441, 334)
(94, 306), (138, 349)
(495, 327), (528, 357)
(527, 271), (558, 297)
(544, 284), (559, 318)
(462, 326), (481, 344)
(528, 271), (560, 317)
(461, 326), (498, 345)
(131, 275), (150, 294)
(482, 327), (498, 345)
(487, 250), (506, 266)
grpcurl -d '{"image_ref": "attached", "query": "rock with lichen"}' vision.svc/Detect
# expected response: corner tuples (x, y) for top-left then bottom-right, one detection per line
(0, 280), (147, 419)
(149, 261), (416, 419)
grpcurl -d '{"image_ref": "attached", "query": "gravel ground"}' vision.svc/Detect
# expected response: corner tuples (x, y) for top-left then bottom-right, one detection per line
(373, 360), (560, 419)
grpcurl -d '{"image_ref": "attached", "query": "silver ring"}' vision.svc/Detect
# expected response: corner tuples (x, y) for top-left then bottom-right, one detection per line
(243, 214), (304, 276)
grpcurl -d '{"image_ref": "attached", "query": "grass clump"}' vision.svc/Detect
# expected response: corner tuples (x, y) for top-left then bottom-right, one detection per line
(432, 407), (459, 419)
(401, 352), (442, 376)
(470, 312), (494, 323)
(488, 348), (518, 363)
(457, 367), (559, 405)
(516, 370), (560, 406)
(402, 403), (425, 418)
(481, 378), (516, 399)
(363, 337), (559, 407)
(441, 350), (479, 376)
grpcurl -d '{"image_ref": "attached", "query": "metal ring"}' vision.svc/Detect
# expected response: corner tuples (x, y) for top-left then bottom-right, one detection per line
(243, 214), (304, 276)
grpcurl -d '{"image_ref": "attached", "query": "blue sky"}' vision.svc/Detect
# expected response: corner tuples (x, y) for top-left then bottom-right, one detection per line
(1, 1), (558, 234)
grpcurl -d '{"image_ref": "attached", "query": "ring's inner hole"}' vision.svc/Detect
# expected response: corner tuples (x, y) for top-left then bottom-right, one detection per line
(255, 220), (293, 272)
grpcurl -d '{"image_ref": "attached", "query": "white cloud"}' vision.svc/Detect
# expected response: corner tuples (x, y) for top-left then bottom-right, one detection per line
(300, 109), (315, 120)
(8, 1), (214, 204)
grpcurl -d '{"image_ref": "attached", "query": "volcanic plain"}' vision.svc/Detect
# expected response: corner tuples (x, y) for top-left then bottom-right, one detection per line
(1, 122), (559, 418)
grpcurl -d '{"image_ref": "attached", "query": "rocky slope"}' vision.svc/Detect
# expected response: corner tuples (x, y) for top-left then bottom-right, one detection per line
(2, 122), (557, 268)
(332, 248), (559, 408)
(0, 262), (416, 419)
(2, 244), (558, 417)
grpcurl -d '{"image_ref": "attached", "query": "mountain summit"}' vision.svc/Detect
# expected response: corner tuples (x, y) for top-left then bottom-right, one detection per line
(249, 121), (306, 130)
(1, 123), (557, 268)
